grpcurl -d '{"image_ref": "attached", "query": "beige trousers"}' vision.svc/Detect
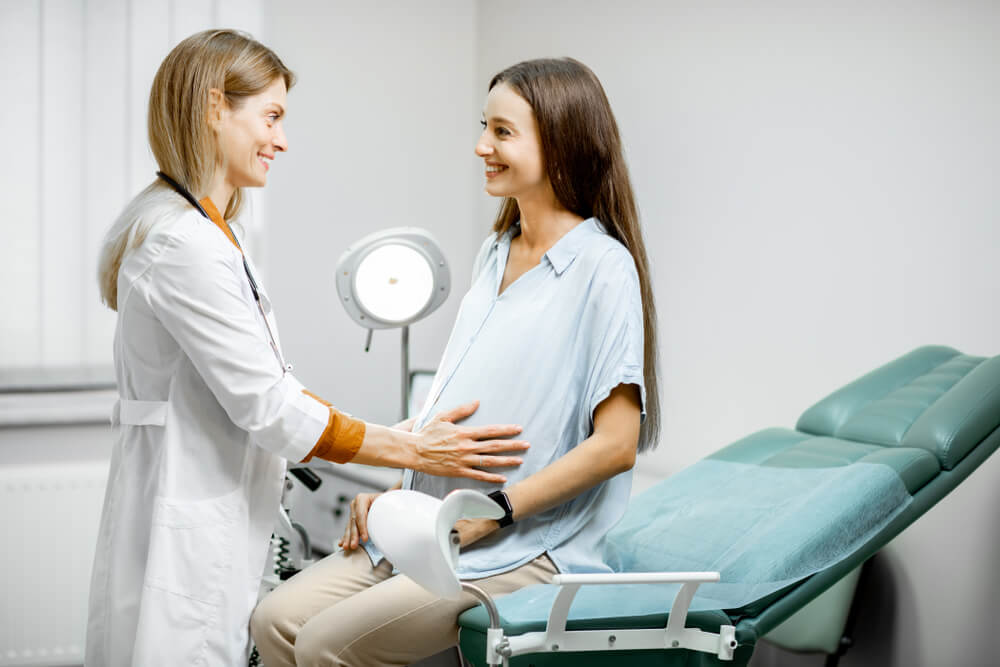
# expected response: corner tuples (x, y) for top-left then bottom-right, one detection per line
(250, 548), (557, 667)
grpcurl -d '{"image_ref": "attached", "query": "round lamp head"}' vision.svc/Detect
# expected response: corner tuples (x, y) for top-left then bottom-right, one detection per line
(336, 228), (450, 329)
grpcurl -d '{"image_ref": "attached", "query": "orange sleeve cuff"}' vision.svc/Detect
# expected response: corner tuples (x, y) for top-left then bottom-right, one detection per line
(300, 390), (366, 464)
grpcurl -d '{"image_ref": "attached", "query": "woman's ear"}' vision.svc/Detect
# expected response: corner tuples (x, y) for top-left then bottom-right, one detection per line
(207, 88), (227, 129)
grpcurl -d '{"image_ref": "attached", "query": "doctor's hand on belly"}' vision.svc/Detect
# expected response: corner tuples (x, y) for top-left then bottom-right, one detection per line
(357, 400), (528, 482)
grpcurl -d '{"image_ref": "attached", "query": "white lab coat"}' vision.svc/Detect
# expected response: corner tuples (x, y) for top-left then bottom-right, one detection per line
(86, 190), (331, 666)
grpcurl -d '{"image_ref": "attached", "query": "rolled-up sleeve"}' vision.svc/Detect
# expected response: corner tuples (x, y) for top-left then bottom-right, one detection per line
(583, 248), (647, 432)
(145, 225), (356, 463)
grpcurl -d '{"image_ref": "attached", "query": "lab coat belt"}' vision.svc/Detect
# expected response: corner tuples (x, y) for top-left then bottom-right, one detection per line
(111, 399), (169, 426)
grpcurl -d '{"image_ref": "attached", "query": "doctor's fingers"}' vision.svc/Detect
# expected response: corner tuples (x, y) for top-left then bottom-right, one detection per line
(459, 423), (527, 441)
(433, 400), (481, 424)
(464, 449), (525, 468)
(453, 466), (512, 484)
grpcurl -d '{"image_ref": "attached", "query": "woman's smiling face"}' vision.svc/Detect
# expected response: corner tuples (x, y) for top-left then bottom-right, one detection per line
(475, 83), (548, 200)
(216, 77), (288, 190)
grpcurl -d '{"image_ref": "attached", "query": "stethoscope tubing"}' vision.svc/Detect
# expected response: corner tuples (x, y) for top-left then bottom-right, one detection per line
(155, 172), (292, 374)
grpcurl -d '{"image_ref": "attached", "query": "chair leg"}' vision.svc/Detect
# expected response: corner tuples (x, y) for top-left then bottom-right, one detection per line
(826, 556), (876, 666)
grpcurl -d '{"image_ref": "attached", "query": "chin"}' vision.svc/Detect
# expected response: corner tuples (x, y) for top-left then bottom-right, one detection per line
(484, 183), (509, 198)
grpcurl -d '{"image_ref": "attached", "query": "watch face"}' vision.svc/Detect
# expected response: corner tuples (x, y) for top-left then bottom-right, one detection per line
(489, 490), (514, 526)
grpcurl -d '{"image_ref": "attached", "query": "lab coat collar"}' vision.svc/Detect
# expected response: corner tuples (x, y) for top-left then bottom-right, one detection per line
(198, 197), (240, 251)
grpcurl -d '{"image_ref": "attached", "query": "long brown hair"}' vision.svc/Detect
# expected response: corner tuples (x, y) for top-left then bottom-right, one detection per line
(489, 58), (661, 451)
(98, 29), (294, 311)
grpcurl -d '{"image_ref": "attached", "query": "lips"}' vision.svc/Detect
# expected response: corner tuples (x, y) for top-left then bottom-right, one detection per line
(485, 162), (507, 178)
(258, 152), (273, 171)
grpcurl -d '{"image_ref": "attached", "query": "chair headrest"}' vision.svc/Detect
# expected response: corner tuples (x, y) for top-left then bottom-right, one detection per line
(796, 346), (1000, 470)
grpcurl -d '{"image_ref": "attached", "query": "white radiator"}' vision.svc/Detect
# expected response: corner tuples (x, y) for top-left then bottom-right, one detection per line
(0, 462), (108, 666)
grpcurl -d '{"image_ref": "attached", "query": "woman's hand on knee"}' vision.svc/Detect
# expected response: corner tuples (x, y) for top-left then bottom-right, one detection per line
(339, 492), (381, 551)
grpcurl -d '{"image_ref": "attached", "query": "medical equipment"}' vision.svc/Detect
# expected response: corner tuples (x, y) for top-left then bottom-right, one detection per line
(336, 228), (450, 418)
(368, 488), (738, 665)
(369, 346), (1000, 666)
(156, 171), (292, 373)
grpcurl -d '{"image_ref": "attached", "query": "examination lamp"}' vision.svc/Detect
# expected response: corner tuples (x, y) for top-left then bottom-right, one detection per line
(335, 228), (450, 419)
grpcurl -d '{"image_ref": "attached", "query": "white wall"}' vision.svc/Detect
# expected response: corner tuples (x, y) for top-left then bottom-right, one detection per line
(259, 0), (482, 426)
(3, 1), (996, 665)
(0, 0), (265, 370)
(0, 3), (267, 663)
(474, 2), (999, 666)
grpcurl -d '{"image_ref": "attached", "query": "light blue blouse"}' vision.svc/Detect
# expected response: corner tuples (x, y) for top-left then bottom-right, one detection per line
(364, 218), (647, 578)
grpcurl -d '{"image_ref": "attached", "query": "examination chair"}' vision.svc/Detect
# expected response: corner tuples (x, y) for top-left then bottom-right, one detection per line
(449, 345), (1000, 666)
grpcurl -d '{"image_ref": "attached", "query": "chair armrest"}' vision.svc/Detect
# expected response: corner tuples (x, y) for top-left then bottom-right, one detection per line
(552, 571), (720, 586)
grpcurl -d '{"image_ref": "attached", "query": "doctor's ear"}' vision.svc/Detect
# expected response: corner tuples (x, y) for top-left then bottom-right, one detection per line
(207, 88), (228, 128)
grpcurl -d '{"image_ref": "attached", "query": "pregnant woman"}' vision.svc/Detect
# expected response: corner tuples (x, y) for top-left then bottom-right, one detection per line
(251, 57), (661, 667)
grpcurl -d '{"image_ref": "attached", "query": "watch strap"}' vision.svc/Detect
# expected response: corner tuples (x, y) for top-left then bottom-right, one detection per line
(487, 489), (514, 528)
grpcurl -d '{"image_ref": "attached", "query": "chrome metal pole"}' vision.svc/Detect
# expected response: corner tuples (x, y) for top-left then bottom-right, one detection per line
(461, 582), (501, 629)
(401, 325), (410, 421)
(461, 582), (508, 665)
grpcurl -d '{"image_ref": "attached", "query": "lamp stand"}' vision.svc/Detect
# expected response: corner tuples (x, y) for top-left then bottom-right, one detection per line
(401, 325), (410, 422)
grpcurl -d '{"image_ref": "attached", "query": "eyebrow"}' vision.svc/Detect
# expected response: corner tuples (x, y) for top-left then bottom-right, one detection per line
(483, 114), (517, 127)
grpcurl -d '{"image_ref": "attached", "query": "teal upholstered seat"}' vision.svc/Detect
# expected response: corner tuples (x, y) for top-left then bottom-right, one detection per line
(458, 346), (1000, 667)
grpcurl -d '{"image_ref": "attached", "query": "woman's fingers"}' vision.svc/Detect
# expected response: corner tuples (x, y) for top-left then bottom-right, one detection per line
(356, 496), (372, 543)
(344, 516), (357, 550)
(340, 493), (378, 549)
(339, 512), (352, 549)
(434, 400), (480, 424)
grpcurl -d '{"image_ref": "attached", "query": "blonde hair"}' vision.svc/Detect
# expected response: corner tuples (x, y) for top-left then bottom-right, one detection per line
(97, 29), (295, 311)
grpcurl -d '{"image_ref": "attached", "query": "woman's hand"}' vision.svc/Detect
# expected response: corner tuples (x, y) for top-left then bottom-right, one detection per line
(412, 401), (529, 483)
(454, 518), (499, 547)
(338, 492), (381, 551)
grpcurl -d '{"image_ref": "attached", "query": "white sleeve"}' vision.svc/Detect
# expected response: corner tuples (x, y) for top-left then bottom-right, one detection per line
(145, 225), (329, 462)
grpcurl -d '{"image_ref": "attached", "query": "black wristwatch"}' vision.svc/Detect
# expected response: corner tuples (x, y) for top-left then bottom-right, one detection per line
(487, 489), (515, 528)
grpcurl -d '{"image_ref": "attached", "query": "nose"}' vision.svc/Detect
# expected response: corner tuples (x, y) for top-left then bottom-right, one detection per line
(273, 122), (288, 153)
(474, 131), (493, 158)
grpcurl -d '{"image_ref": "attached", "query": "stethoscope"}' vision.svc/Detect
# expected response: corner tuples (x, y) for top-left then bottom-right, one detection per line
(156, 171), (293, 374)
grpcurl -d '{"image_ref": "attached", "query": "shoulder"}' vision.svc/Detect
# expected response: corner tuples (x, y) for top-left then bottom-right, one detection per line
(475, 230), (501, 260)
(471, 230), (501, 280)
(133, 191), (234, 266)
(575, 221), (639, 286)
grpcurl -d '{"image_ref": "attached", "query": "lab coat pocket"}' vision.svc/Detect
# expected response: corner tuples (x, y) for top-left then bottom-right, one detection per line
(144, 489), (240, 606)
(135, 490), (243, 665)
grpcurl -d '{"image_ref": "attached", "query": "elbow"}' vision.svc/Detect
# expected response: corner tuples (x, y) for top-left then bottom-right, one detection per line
(612, 441), (638, 475)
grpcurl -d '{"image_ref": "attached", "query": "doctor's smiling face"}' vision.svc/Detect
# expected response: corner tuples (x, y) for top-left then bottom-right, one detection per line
(213, 76), (288, 191)
(475, 83), (548, 200)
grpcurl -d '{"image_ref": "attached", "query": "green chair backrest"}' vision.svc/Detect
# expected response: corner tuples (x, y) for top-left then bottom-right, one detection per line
(796, 346), (1000, 470)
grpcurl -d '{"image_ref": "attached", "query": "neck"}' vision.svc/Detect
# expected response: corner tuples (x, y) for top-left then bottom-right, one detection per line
(205, 170), (235, 217)
(514, 187), (584, 252)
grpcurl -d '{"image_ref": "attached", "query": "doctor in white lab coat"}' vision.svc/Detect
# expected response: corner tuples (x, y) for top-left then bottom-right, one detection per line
(87, 29), (527, 666)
